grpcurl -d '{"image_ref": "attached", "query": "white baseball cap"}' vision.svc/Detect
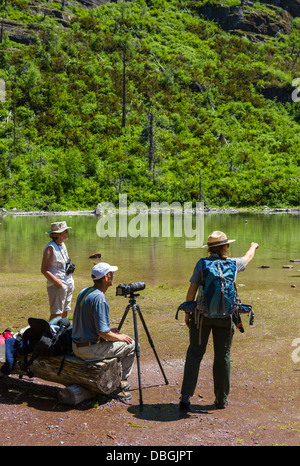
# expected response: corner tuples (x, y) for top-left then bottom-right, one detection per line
(91, 262), (118, 280)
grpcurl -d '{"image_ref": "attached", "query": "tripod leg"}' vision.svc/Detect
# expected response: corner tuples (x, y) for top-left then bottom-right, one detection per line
(118, 302), (143, 411)
(132, 304), (143, 411)
(118, 304), (131, 332)
(136, 305), (169, 385)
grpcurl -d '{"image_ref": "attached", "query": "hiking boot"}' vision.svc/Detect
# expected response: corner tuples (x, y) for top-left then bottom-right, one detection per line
(179, 394), (191, 411)
(110, 387), (132, 401)
(116, 390), (132, 401)
(214, 399), (228, 409)
(120, 380), (131, 391)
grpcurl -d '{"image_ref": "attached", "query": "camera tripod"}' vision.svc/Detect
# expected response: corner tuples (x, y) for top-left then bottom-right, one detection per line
(118, 292), (169, 411)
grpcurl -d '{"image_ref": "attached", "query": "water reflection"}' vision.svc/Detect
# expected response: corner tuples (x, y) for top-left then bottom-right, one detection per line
(0, 212), (299, 292)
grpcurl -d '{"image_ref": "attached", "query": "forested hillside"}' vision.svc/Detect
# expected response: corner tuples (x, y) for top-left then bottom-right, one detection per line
(1, 0), (300, 210)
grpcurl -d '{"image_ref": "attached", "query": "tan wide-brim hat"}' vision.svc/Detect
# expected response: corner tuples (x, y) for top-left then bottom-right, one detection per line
(201, 230), (235, 248)
(46, 221), (72, 234)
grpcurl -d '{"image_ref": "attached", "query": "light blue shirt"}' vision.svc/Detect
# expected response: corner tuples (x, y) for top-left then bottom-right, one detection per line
(72, 287), (111, 343)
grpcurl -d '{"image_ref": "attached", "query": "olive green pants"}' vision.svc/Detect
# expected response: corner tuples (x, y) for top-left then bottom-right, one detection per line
(181, 315), (234, 405)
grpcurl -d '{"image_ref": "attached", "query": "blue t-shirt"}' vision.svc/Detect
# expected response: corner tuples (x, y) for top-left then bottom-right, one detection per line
(72, 287), (111, 343)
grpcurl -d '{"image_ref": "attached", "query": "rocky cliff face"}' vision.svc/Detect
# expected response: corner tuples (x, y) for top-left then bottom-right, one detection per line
(259, 0), (300, 18)
(75, 0), (112, 7)
(195, 2), (294, 39)
(2, 0), (299, 46)
(1, 0), (111, 45)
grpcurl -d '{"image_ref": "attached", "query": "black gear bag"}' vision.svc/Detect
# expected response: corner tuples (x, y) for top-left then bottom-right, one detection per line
(19, 317), (72, 377)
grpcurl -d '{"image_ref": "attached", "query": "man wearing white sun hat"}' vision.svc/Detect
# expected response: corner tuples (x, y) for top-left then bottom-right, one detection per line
(72, 262), (135, 400)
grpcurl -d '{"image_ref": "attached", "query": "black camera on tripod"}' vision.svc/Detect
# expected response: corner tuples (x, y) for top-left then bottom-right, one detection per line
(116, 279), (168, 410)
(116, 282), (146, 296)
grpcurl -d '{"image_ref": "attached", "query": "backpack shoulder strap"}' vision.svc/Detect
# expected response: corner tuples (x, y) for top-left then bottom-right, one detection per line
(197, 258), (205, 286)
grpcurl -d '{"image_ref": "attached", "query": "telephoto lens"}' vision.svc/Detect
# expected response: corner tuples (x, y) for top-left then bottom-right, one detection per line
(116, 282), (146, 296)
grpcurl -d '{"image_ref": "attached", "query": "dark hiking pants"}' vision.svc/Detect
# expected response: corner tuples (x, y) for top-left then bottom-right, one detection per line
(181, 316), (234, 406)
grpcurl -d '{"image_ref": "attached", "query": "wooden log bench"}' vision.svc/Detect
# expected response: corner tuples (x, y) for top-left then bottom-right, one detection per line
(3, 353), (122, 406)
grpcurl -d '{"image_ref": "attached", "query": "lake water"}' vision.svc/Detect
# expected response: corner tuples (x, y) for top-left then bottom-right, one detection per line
(0, 211), (300, 295)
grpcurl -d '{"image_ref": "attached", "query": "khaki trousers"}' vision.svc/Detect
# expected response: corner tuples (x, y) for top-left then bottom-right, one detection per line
(47, 280), (74, 316)
(72, 339), (135, 380)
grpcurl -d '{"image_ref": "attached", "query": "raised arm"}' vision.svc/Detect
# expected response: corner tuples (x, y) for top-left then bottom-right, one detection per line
(243, 242), (259, 266)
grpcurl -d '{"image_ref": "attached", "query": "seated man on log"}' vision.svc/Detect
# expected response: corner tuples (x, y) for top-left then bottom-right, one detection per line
(72, 262), (135, 401)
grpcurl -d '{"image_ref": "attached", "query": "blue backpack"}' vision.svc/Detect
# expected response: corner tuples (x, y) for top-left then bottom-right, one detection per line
(197, 257), (237, 318)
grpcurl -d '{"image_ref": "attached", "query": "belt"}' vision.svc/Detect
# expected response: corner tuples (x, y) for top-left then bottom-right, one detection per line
(75, 341), (97, 348)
